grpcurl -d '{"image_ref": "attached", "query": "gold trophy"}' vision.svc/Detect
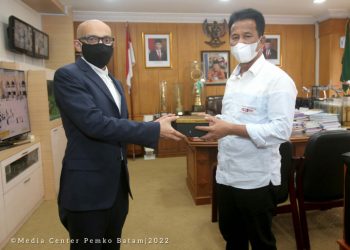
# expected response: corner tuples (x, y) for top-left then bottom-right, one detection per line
(159, 80), (168, 115)
(191, 61), (205, 112)
(174, 83), (184, 115)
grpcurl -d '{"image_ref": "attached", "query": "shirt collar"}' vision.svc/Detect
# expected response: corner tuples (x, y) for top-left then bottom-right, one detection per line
(82, 57), (109, 77)
(231, 54), (265, 80)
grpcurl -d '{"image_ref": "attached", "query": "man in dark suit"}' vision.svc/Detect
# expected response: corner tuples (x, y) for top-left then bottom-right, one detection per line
(148, 39), (167, 61)
(263, 39), (277, 59)
(54, 19), (185, 250)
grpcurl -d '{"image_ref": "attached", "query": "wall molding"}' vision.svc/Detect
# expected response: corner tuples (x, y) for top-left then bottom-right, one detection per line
(317, 9), (350, 22)
(73, 11), (320, 24)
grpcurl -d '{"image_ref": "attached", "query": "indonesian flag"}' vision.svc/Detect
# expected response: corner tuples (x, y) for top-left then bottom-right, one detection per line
(126, 25), (135, 94)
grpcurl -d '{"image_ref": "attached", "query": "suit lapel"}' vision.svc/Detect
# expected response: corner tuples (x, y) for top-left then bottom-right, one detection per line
(77, 59), (116, 104)
(110, 75), (128, 118)
(76, 58), (123, 117)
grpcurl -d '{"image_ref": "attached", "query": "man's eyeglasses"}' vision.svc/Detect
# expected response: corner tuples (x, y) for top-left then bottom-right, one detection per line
(79, 36), (115, 46)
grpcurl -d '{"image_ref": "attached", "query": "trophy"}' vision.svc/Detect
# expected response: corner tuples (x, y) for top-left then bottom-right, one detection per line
(174, 83), (184, 115)
(159, 80), (168, 115)
(191, 61), (205, 112)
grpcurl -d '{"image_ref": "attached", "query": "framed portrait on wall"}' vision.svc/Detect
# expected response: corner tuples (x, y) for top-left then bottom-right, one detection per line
(8, 15), (34, 56)
(33, 28), (49, 59)
(201, 50), (230, 85)
(143, 33), (172, 68)
(263, 34), (281, 66)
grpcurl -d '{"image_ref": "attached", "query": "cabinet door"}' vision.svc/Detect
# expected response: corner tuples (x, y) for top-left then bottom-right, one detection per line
(0, 178), (6, 244)
(50, 125), (67, 193)
(4, 165), (43, 234)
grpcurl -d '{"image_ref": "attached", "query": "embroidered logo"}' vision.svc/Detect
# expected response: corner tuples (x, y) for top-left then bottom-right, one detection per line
(240, 106), (256, 113)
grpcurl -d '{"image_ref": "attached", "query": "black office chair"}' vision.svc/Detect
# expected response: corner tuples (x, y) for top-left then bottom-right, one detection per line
(294, 130), (350, 250)
(342, 152), (350, 246)
(211, 141), (304, 250)
(275, 141), (304, 250)
(205, 95), (223, 116)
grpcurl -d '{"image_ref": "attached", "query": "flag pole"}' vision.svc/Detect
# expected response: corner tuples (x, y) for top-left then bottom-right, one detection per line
(126, 22), (136, 159)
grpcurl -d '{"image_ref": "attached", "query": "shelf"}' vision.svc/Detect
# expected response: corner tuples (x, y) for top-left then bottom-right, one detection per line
(21, 0), (65, 14)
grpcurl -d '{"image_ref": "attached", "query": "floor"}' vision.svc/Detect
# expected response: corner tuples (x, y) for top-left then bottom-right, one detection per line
(2, 156), (344, 250)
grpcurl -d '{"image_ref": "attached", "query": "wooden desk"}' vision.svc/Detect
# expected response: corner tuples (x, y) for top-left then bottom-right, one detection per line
(185, 135), (309, 205)
(338, 239), (350, 250)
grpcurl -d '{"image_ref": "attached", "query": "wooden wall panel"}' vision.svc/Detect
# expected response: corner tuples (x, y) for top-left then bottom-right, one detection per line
(319, 19), (348, 90)
(177, 24), (198, 111)
(302, 25), (316, 88)
(42, 11), (75, 70)
(72, 21), (316, 119)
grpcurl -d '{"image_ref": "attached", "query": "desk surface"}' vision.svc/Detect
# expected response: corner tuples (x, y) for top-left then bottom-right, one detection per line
(187, 134), (309, 147)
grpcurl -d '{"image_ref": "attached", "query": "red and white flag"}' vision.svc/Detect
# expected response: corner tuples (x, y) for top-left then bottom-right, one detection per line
(126, 25), (135, 94)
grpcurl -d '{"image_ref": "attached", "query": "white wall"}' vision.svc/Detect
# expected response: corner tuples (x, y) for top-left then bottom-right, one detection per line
(0, 0), (45, 68)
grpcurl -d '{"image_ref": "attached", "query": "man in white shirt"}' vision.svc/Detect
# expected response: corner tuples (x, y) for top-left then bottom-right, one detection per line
(196, 8), (297, 250)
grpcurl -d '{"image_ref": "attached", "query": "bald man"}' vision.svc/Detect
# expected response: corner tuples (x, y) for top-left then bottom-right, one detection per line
(54, 20), (185, 250)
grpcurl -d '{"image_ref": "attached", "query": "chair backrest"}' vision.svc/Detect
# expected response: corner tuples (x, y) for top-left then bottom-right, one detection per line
(302, 130), (350, 201)
(205, 95), (223, 115)
(276, 141), (293, 204)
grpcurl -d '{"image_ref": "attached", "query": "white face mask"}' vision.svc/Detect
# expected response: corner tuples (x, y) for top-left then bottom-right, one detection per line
(231, 39), (261, 63)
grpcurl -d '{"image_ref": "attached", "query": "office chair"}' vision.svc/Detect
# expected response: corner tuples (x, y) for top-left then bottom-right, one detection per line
(341, 152), (350, 247)
(211, 141), (304, 250)
(205, 95), (223, 116)
(295, 130), (350, 250)
(275, 141), (304, 250)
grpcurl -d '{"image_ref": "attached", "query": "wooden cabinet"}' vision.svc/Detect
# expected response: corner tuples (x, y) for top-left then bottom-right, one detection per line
(156, 138), (187, 158)
(0, 169), (5, 244)
(0, 142), (43, 248)
(50, 125), (67, 193)
(27, 69), (65, 200)
(186, 141), (217, 205)
(338, 240), (350, 250)
(185, 136), (309, 205)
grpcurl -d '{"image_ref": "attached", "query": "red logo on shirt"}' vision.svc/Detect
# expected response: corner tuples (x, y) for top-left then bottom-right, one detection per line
(240, 106), (256, 113)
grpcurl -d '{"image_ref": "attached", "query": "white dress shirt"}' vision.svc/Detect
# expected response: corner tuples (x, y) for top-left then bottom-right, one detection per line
(82, 57), (122, 113)
(216, 55), (297, 189)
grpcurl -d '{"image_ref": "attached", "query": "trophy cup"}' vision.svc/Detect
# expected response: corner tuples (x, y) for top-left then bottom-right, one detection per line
(159, 80), (168, 116)
(191, 61), (205, 112)
(174, 83), (184, 116)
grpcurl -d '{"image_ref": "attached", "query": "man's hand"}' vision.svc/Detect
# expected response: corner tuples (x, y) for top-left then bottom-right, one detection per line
(195, 115), (232, 141)
(155, 114), (186, 141)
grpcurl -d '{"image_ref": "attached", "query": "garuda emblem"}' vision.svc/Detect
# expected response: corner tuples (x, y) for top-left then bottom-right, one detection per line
(202, 19), (228, 48)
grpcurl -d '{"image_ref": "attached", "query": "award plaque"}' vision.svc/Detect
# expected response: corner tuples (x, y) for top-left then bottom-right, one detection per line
(172, 115), (209, 137)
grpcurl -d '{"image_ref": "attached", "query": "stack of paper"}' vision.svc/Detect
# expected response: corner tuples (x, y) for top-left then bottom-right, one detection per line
(309, 113), (341, 131)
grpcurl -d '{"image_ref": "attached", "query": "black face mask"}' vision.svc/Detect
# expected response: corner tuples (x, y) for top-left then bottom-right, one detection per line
(81, 43), (113, 68)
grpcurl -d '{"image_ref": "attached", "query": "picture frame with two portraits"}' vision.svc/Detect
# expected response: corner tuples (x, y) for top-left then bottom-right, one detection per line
(7, 15), (49, 59)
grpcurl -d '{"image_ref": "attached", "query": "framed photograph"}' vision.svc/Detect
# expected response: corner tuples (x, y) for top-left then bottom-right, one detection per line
(263, 34), (281, 66)
(201, 51), (230, 85)
(143, 33), (172, 68)
(8, 15), (34, 56)
(33, 28), (49, 59)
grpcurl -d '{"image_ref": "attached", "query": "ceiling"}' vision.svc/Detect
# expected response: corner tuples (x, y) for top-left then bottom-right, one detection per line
(60, 0), (350, 20)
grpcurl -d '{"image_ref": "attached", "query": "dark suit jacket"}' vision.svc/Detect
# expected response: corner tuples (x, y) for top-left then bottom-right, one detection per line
(149, 49), (167, 61)
(54, 58), (160, 211)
